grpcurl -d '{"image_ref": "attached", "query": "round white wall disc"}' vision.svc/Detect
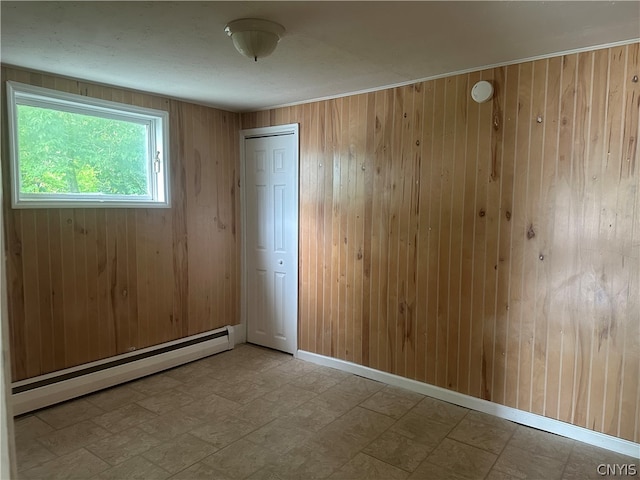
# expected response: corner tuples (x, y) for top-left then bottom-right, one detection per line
(471, 80), (494, 103)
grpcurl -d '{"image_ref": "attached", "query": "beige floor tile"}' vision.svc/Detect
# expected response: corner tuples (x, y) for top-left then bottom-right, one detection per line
(86, 426), (163, 466)
(280, 398), (343, 432)
(232, 397), (294, 427)
(562, 442), (639, 480)
(288, 371), (340, 394)
(200, 438), (281, 479)
(426, 438), (498, 480)
(210, 379), (277, 404)
(261, 384), (318, 409)
(14, 415), (54, 441)
(15, 435), (56, 472)
(93, 455), (171, 480)
(233, 354), (289, 373)
(20, 448), (109, 480)
(248, 368), (299, 389)
(359, 385), (424, 419)
(142, 433), (218, 474)
(35, 397), (105, 429)
(314, 366), (353, 382)
(245, 468), (288, 480)
(208, 363), (261, 385)
(389, 410), (454, 447)
(189, 415), (257, 449)
(333, 375), (385, 399)
(228, 344), (278, 361)
(37, 420), (112, 456)
(410, 396), (469, 426)
(135, 389), (195, 414)
(129, 373), (184, 396)
(314, 407), (396, 459)
(493, 444), (565, 480)
(271, 358), (321, 376)
(328, 453), (409, 479)
(485, 469), (524, 480)
(408, 460), (473, 480)
(508, 425), (574, 463)
(179, 393), (241, 422)
(258, 441), (349, 480)
(164, 361), (214, 384)
(465, 410), (518, 432)
(138, 409), (203, 442)
(245, 418), (314, 454)
(313, 387), (369, 417)
(447, 414), (514, 454)
(85, 384), (149, 411)
(179, 375), (233, 398)
(170, 461), (235, 479)
(198, 350), (244, 370)
(92, 403), (159, 433)
(363, 430), (432, 472)
(322, 405), (395, 441)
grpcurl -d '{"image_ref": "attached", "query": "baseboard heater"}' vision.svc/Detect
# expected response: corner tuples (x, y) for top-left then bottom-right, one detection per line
(11, 325), (235, 416)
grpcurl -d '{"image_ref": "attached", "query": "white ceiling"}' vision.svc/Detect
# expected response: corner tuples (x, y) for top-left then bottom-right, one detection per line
(1, 1), (639, 112)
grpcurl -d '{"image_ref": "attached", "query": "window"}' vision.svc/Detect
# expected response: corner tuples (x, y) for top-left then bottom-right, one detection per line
(6, 81), (170, 208)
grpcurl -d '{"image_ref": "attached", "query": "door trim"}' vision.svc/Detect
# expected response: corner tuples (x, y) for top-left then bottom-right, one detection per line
(239, 123), (299, 354)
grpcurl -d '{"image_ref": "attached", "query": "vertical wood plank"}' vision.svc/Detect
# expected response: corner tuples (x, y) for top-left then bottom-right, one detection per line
(59, 210), (77, 366)
(568, 51), (593, 428)
(446, 74), (468, 392)
(387, 87), (403, 375)
(353, 94), (367, 365)
(493, 64), (519, 406)
(617, 42), (640, 442)
(460, 71), (481, 396)
(48, 210), (67, 371)
(406, 83), (424, 381)
(426, 78), (446, 386)
(34, 210), (54, 374)
(396, 85), (413, 379)
(299, 103), (312, 353)
(526, 59), (550, 415)
(369, 90), (386, 371)
(505, 61), (532, 409)
(482, 66), (505, 402)
(362, 92), (376, 367)
(329, 98), (341, 358)
(468, 69), (493, 398)
(84, 210), (100, 361)
(21, 211), (41, 377)
(415, 80), (433, 384)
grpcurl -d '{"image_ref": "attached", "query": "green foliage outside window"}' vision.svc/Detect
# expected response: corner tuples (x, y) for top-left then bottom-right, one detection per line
(17, 105), (150, 196)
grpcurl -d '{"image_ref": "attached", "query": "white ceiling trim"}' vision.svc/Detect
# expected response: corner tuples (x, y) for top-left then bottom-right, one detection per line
(257, 37), (640, 113)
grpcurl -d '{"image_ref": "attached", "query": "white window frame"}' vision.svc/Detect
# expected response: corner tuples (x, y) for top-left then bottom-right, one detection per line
(6, 81), (171, 208)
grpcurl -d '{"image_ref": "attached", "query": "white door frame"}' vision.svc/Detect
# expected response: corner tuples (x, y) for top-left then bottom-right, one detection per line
(239, 123), (299, 354)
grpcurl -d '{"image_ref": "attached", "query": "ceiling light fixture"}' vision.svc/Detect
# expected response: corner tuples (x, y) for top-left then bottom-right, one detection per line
(224, 18), (285, 62)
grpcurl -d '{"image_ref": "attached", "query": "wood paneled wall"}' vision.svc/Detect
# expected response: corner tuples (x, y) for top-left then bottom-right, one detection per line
(1, 66), (241, 382)
(242, 43), (640, 442)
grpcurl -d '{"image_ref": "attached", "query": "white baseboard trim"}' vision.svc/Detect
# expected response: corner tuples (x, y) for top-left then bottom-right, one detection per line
(12, 326), (235, 416)
(297, 350), (640, 459)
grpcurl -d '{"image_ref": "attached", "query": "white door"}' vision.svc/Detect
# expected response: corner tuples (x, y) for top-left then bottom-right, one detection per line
(243, 126), (298, 354)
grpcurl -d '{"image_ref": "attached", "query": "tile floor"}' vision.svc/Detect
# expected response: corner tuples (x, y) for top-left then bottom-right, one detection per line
(14, 344), (638, 479)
